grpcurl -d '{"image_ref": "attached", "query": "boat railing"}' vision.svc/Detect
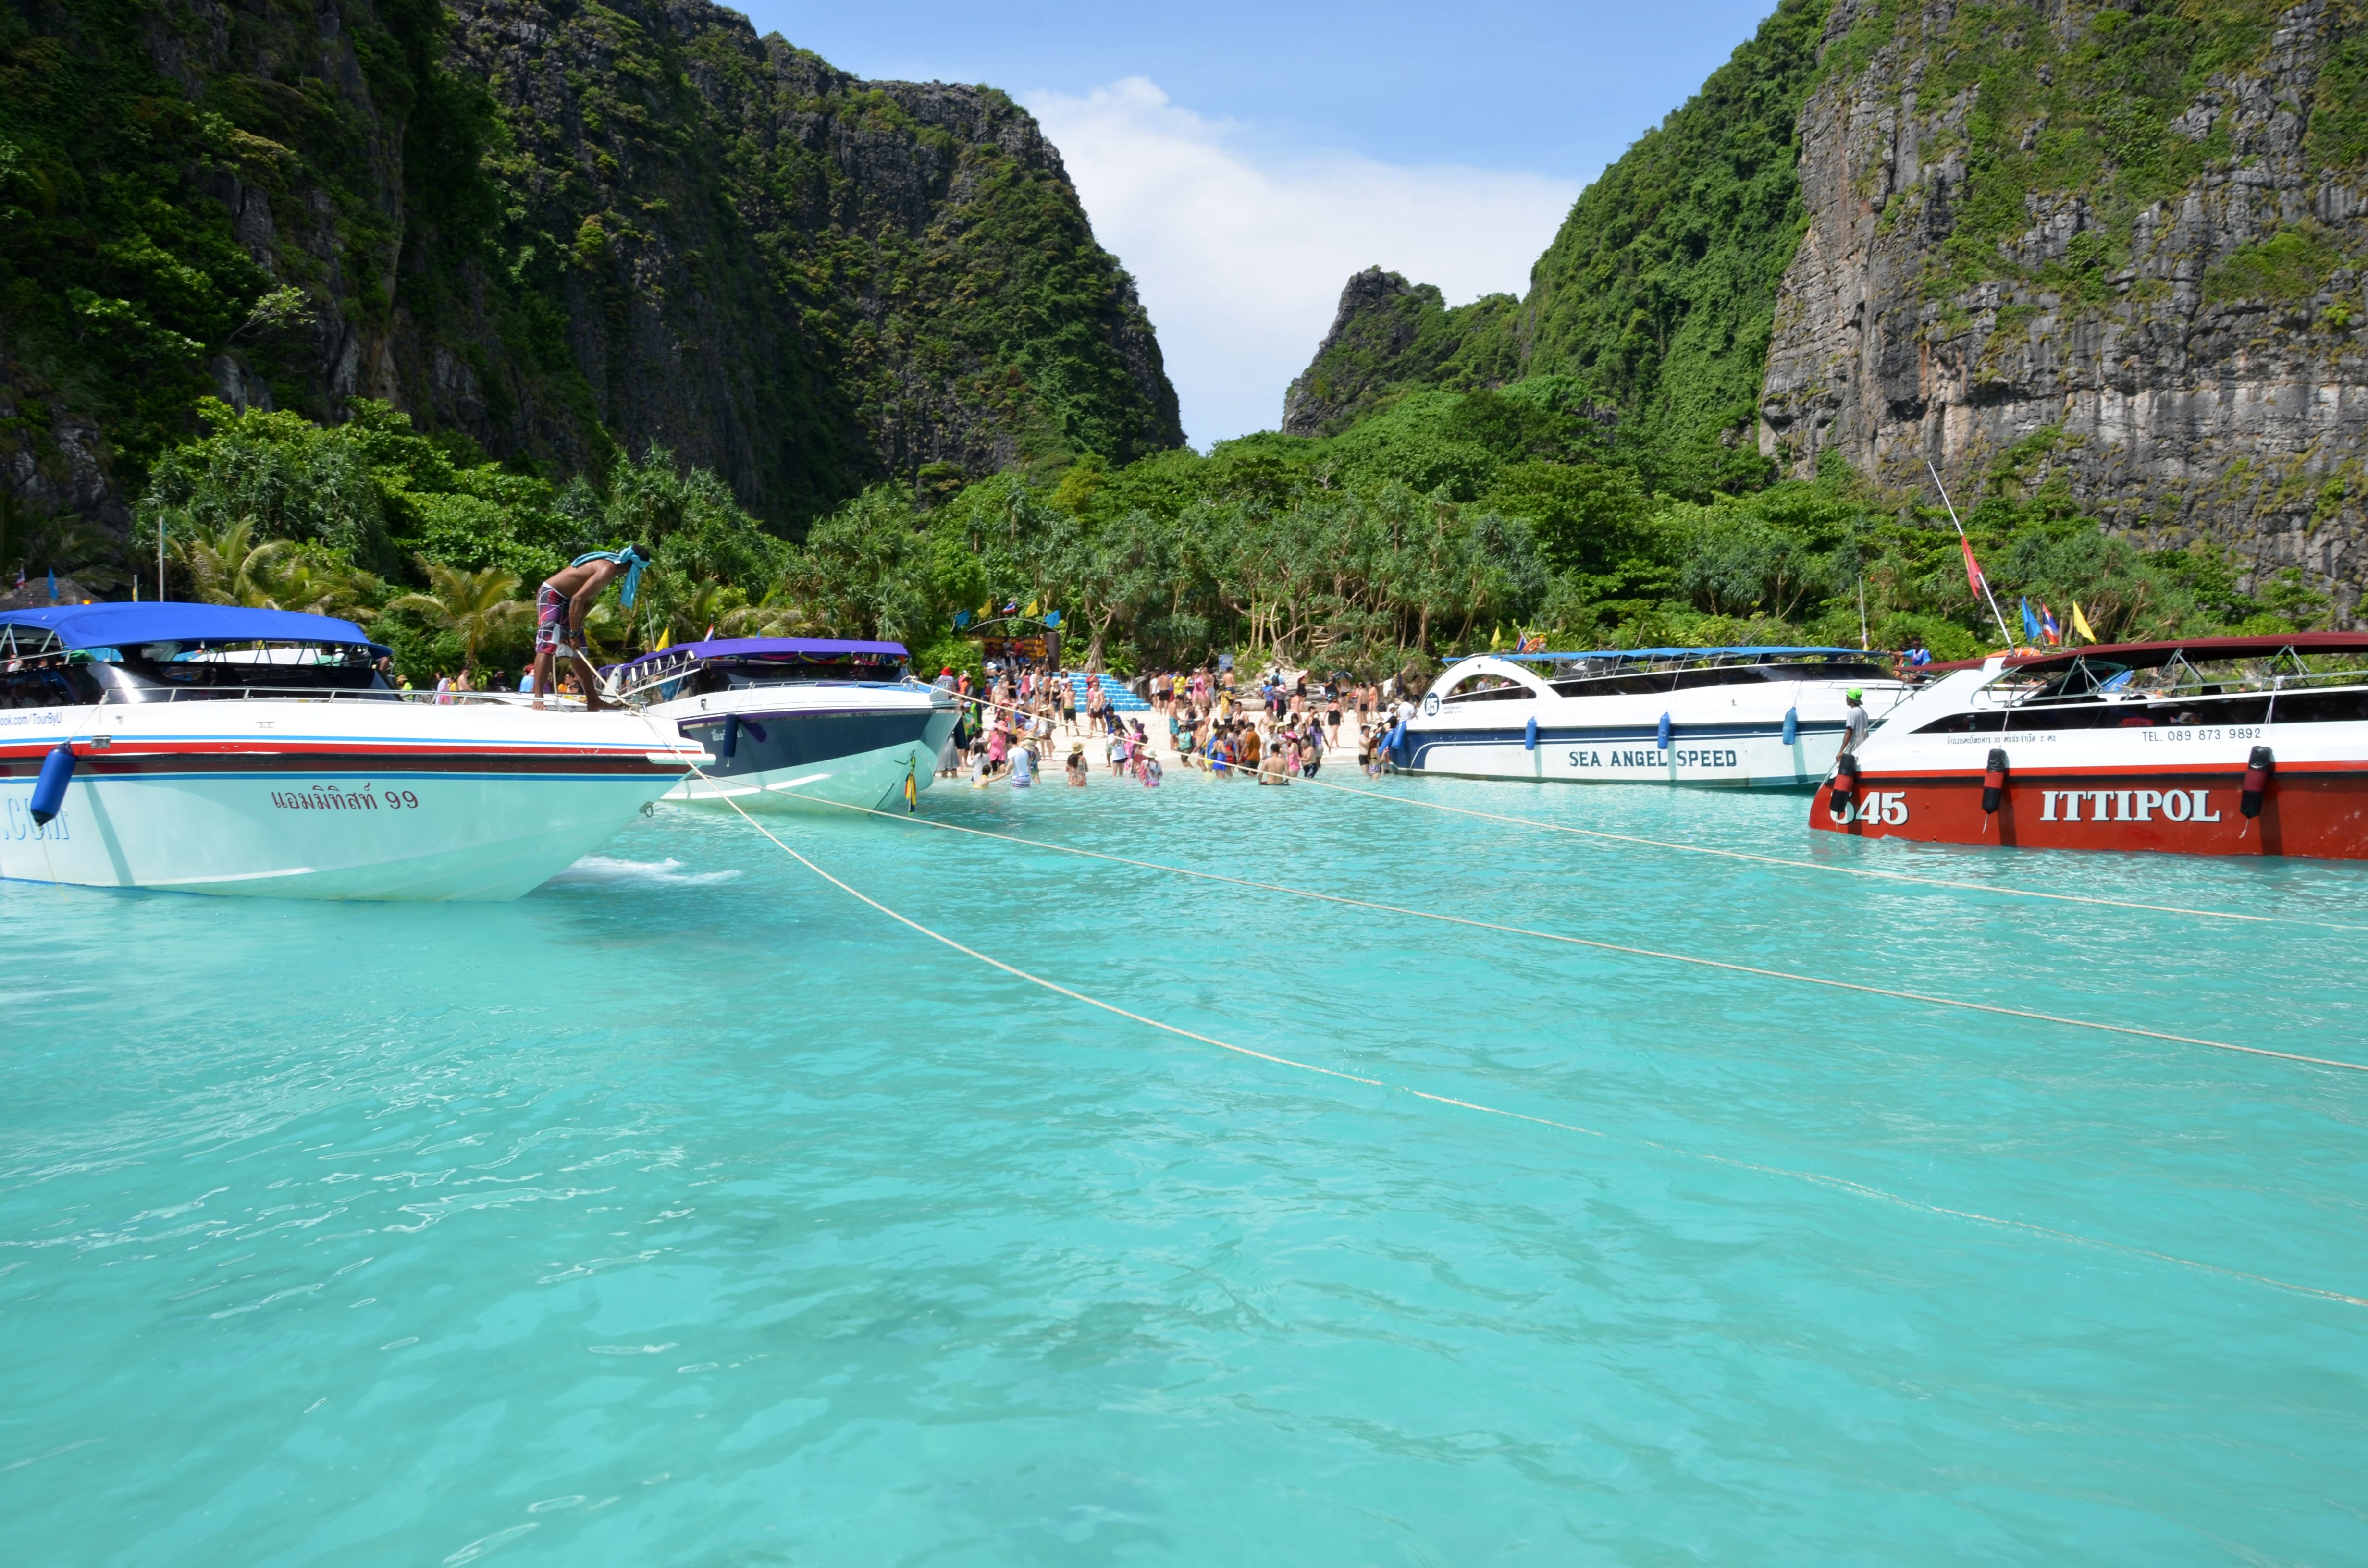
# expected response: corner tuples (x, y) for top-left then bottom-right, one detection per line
(96, 684), (596, 709)
(1996, 662), (2368, 709)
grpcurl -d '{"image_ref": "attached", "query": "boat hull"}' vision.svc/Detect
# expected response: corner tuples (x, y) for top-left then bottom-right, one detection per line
(1813, 760), (2368, 860)
(0, 704), (697, 898)
(1403, 720), (1850, 789)
(1811, 700), (2368, 867)
(1397, 652), (1908, 790)
(654, 690), (959, 813)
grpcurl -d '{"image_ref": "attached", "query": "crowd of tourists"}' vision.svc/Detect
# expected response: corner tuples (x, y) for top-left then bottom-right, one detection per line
(934, 662), (1409, 791)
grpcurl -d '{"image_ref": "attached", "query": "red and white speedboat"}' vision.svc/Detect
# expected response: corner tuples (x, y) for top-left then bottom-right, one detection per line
(1812, 634), (2368, 860)
(0, 602), (704, 899)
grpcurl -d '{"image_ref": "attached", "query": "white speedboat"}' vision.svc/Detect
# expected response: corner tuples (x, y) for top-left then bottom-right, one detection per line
(612, 638), (959, 812)
(1393, 647), (1909, 788)
(1814, 634), (2368, 860)
(0, 602), (703, 899)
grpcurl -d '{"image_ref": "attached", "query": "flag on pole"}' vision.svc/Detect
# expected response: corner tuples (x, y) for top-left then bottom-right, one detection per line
(2019, 597), (2041, 644)
(1489, 625), (1503, 650)
(655, 627), (671, 650)
(2071, 601), (2098, 644)
(1024, 598), (1040, 617)
(1960, 536), (1987, 600)
(2039, 603), (2060, 646)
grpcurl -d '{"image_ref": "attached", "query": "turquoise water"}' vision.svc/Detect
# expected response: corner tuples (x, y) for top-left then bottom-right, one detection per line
(5, 775), (2366, 1564)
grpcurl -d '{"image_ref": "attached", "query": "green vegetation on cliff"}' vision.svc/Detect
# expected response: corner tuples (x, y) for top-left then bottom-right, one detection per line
(0, 0), (1179, 545)
(1514, 0), (1830, 495)
(1821, 0), (2358, 306)
(1283, 0), (1832, 498)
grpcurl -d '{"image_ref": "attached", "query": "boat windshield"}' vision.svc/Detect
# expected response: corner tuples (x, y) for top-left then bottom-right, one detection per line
(672, 656), (911, 697)
(2, 641), (384, 706)
(1537, 654), (1891, 699)
(1915, 647), (2368, 732)
(106, 640), (385, 698)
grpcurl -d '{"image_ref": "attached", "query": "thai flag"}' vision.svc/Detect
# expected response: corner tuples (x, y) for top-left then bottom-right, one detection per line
(2040, 603), (2061, 646)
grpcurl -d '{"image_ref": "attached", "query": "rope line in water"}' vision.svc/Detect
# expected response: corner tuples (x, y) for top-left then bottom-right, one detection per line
(804, 795), (2368, 1077)
(1295, 773), (2368, 933)
(675, 764), (2368, 1313)
(938, 686), (2366, 932)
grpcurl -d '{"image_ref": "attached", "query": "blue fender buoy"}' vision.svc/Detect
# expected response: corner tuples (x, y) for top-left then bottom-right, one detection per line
(1524, 714), (1538, 751)
(1388, 721), (1408, 767)
(1656, 712), (1671, 751)
(30, 743), (74, 825)
(1782, 706), (1798, 747)
(718, 713), (740, 761)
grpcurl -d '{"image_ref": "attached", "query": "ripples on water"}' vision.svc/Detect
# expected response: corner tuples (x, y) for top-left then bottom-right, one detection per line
(2, 777), (2363, 1564)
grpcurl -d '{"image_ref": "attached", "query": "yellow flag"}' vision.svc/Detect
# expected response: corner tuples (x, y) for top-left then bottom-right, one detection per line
(1024, 598), (1040, 617)
(2071, 601), (2098, 644)
(655, 627), (671, 650)
(1489, 624), (1503, 650)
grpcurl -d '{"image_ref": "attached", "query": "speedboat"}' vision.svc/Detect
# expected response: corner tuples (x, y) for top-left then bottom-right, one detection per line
(0, 602), (703, 898)
(1393, 647), (1909, 787)
(1813, 634), (2368, 860)
(611, 638), (959, 812)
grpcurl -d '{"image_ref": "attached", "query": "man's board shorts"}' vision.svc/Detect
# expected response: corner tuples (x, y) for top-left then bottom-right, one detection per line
(535, 583), (568, 650)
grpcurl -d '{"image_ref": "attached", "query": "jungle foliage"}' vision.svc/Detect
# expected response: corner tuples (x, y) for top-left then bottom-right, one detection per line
(129, 377), (2326, 684)
(1283, 0), (1833, 500)
(0, 0), (1177, 538)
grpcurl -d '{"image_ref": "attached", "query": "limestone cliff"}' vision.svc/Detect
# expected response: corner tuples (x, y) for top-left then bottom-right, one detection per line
(1281, 269), (1519, 438)
(1276, 0), (1832, 495)
(1761, 0), (2368, 611)
(0, 0), (1181, 534)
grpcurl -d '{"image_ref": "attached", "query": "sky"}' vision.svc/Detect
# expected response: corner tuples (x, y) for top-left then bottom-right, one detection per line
(732, 1), (1785, 447)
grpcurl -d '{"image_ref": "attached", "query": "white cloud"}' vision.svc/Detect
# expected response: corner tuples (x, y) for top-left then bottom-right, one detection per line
(1025, 78), (1582, 449)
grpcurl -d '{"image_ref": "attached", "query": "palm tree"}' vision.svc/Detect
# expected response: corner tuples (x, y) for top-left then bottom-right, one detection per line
(657, 577), (741, 645)
(255, 552), (379, 619)
(175, 518), (289, 605)
(385, 557), (527, 680)
(171, 519), (378, 619)
(717, 600), (815, 638)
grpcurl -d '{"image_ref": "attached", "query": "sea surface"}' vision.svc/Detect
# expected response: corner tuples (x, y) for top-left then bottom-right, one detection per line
(4, 773), (2365, 1565)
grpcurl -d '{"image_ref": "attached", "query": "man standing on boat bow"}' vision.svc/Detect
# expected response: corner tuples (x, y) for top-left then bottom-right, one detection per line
(533, 545), (651, 711)
(1838, 687), (1870, 754)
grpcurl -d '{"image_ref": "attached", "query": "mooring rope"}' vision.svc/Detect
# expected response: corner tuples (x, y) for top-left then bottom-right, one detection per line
(1294, 772), (2368, 933)
(799, 794), (2368, 1076)
(937, 685), (2365, 932)
(662, 750), (2366, 1312)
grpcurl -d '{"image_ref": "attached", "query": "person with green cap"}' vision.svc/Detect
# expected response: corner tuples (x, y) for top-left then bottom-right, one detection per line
(1839, 686), (1870, 754)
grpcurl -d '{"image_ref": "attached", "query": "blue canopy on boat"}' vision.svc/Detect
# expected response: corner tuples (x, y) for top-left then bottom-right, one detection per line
(0, 601), (380, 651)
(1492, 646), (1879, 662)
(610, 637), (910, 672)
